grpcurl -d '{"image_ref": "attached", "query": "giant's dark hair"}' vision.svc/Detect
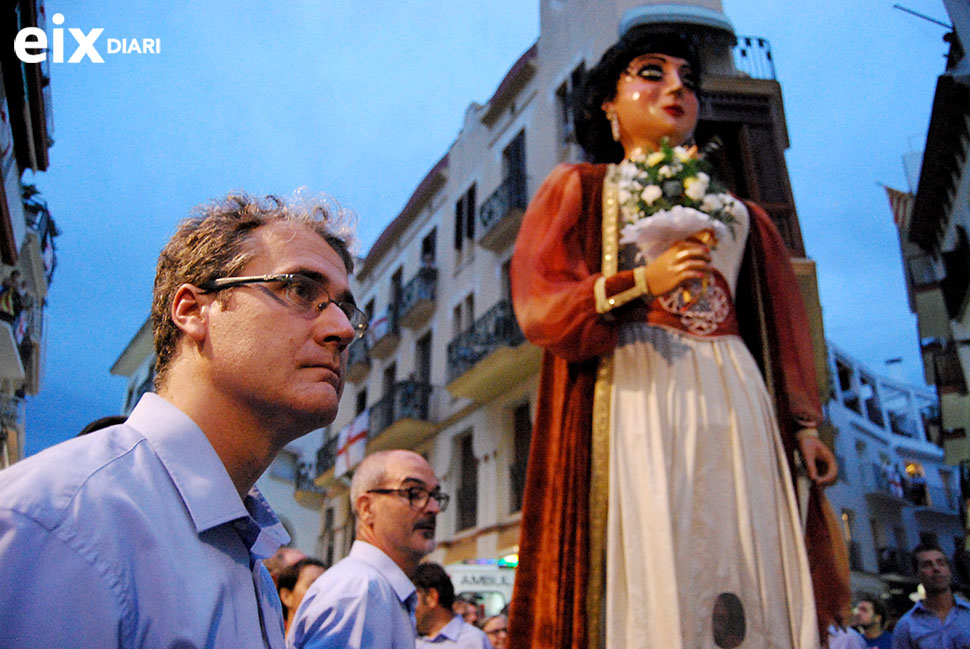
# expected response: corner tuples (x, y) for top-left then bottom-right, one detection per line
(575, 27), (702, 163)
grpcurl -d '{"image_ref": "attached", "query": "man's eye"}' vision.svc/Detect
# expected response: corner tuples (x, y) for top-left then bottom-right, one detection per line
(283, 278), (315, 302)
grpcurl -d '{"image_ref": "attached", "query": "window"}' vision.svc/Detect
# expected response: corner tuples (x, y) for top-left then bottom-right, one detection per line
(391, 268), (403, 307)
(464, 293), (475, 329)
(453, 304), (463, 339)
(836, 358), (859, 413)
(510, 402), (532, 513)
(503, 131), (526, 205)
(416, 333), (432, 384)
(455, 185), (476, 253)
(456, 432), (478, 531)
(383, 363), (396, 396)
(421, 228), (437, 265)
(555, 62), (586, 146)
(501, 259), (512, 302)
(860, 373), (883, 427)
(942, 225), (970, 319)
(364, 298), (375, 325)
(355, 389), (367, 416)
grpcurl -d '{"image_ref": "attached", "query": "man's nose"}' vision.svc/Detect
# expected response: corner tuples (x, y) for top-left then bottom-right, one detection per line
(313, 302), (357, 348)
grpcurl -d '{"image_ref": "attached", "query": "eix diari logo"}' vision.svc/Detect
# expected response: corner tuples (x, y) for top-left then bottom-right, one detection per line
(14, 13), (161, 63)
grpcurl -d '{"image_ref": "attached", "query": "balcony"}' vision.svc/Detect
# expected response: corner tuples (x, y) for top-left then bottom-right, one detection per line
(368, 305), (400, 359)
(933, 343), (968, 395)
(862, 462), (909, 506)
(446, 300), (541, 402)
(914, 484), (960, 519)
(398, 267), (437, 329)
(478, 174), (527, 251)
(731, 36), (776, 80)
(368, 381), (437, 452)
(316, 434), (339, 480)
(294, 463), (326, 507)
(346, 339), (371, 384)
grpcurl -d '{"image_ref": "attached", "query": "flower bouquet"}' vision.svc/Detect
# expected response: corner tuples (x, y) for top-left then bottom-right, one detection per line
(617, 139), (745, 264)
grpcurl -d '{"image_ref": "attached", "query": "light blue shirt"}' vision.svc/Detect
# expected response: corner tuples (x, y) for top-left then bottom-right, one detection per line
(892, 596), (970, 649)
(289, 540), (417, 649)
(417, 615), (494, 649)
(0, 393), (290, 649)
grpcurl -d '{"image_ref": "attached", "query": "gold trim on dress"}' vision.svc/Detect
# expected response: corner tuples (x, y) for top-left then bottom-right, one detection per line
(588, 165), (620, 649)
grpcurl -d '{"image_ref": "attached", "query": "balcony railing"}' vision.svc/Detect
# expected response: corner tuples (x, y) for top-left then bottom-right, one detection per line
(368, 305), (400, 359)
(316, 434), (339, 477)
(447, 300), (525, 383)
(478, 174), (527, 250)
(369, 381), (432, 440)
(295, 464), (325, 495)
(398, 267), (437, 328)
(0, 394), (24, 429)
(732, 36), (776, 80)
(346, 339), (371, 383)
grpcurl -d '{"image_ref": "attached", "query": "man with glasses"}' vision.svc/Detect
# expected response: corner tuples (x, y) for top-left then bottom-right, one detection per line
(0, 193), (365, 648)
(289, 449), (448, 649)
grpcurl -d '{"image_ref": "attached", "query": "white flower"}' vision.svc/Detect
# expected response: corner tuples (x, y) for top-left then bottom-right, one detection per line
(723, 196), (749, 220)
(701, 193), (724, 212)
(642, 185), (663, 205)
(674, 146), (692, 162)
(684, 173), (710, 201)
(658, 165), (674, 179)
(646, 151), (665, 167)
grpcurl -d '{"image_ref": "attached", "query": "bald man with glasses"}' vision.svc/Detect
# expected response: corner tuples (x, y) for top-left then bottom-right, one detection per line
(289, 450), (449, 649)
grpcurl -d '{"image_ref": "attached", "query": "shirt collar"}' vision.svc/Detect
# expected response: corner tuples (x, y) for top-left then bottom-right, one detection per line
(428, 615), (464, 642)
(126, 393), (289, 554)
(913, 595), (970, 614)
(349, 541), (416, 604)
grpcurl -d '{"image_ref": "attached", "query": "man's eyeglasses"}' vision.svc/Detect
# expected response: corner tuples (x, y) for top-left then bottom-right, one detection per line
(199, 273), (368, 338)
(367, 486), (450, 512)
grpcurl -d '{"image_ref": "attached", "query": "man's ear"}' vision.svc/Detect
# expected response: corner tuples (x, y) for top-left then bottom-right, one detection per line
(427, 587), (440, 608)
(355, 493), (374, 526)
(170, 284), (210, 343)
(279, 587), (295, 610)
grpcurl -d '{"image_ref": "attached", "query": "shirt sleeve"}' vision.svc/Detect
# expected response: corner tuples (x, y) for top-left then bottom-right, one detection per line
(0, 510), (124, 648)
(288, 573), (396, 649)
(511, 164), (641, 363)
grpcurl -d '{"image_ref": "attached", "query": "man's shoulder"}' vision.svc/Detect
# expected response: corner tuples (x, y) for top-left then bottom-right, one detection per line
(456, 619), (491, 648)
(311, 554), (397, 601)
(0, 425), (149, 530)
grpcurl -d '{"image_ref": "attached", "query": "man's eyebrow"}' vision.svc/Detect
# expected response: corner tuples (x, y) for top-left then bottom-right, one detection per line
(399, 477), (432, 487)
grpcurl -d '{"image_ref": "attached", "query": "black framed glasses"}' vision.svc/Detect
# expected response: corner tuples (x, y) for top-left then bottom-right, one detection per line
(367, 486), (450, 512)
(199, 273), (368, 338)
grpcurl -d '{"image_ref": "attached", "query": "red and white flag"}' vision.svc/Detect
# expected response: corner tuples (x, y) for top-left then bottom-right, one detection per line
(335, 410), (369, 477)
(885, 186), (914, 227)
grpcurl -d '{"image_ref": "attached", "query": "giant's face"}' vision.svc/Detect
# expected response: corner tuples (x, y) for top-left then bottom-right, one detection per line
(603, 52), (699, 155)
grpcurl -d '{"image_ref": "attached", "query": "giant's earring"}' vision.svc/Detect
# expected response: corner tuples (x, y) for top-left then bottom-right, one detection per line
(606, 108), (620, 142)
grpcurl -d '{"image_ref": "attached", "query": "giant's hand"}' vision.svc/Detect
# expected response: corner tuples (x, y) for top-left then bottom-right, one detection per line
(798, 430), (838, 487)
(642, 235), (713, 296)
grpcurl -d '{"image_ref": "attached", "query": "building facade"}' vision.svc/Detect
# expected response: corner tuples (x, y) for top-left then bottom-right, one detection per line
(889, 0), (970, 547)
(0, 0), (58, 466)
(824, 341), (965, 615)
(314, 0), (828, 604)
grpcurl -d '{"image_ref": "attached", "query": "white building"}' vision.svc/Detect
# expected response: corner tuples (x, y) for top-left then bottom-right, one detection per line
(0, 0), (58, 466)
(824, 340), (964, 613)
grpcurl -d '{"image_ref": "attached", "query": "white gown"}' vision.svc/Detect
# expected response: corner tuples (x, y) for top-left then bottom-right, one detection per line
(604, 202), (819, 649)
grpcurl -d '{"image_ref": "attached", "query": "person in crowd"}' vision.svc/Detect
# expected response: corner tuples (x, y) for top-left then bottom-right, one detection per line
(0, 192), (365, 647)
(278, 557), (326, 635)
(853, 596), (892, 649)
(507, 17), (846, 649)
(267, 546), (310, 585)
(289, 449), (448, 649)
(481, 614), (509, 649)
(414, 562), (493, 649)
(892, 543), (970, 648)
(828, 624), (867, 649)
(454, 596), (481, 627)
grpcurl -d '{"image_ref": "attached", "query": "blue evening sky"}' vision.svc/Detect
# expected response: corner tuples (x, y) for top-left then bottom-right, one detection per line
(23, 1), (950, 454)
